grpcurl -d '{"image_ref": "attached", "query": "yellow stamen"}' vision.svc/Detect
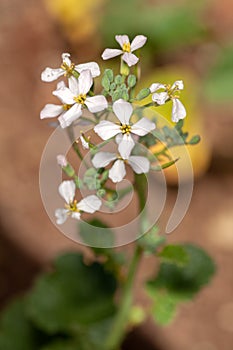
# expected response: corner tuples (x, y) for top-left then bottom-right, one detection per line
(65, 199), (80, 214)
(73, 94), (86, 105)
(120, 124), (131, 135)
(61, 62), (75, 77)
(63, 104), (71, 111)
(122, 42), (131, 53)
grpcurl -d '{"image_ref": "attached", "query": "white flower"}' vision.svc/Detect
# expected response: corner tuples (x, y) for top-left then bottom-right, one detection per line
(149, 80), (186, 122)
(51, 70), (108, 128)
(92, 150), (150, 183)
(41, 53), (100, 82)
(79, 134), (90, 150)
(55, 180), (102, 224)
(102, 35), (147, 67)
(94, 99), (155, 158)
(57, 154), (68, 167)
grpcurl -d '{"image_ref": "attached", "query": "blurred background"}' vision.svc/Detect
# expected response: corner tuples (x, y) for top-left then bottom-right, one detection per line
(0, 0), (233, 349)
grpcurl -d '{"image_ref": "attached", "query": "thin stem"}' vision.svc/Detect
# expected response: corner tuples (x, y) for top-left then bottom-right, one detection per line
(105, 174), (147, 350)
(67, 126), (89, 168)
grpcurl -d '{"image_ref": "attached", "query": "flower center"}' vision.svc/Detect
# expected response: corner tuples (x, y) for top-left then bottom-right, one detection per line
(61, 62), (75, 77)
(165, 84), (180, 99)
(63, 104), (72, 111)
(65, 200), (79, 213)
(120, 124), (131, 135)
(73, 94), (87, 105)
(122, 42), (131, 53)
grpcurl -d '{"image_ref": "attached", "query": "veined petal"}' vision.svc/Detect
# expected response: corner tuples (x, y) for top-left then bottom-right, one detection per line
(78, 70), (93, 95)
(40, 104), (63, 119)
(128, 156), (150, 174)
(118, 134), (135, 159)
(62, 53), (71, 67)
(152, 91), (169, 105)
(92, 152), (117, 168)
(109, 160), (126, 183)
(71, 212), (81, 220)
(149, 83), (166, 93)
(53, 86), (75, 105)
(172, 80), (184, 90)
(172, 99), (186, 122)
(78, 195), (102, 213)
(102, 49), (122, 60)
(113, 99), (133, 124)
(58, 104), (82, 128)
(56, 81), (66, 90)
(55, 208), (69, 225)
(68, 76), (79, 95)
(85, 95), (108, 113)
(41, 67), (64, 82)
(94, 121), (120, 140)
(115, 133), (123, 144)
(75, 62), (100, 77)
(122, 52), (139, 67)
(131, 118), (156, 136)
(130, 35), (147, 52)
(58, 180), (76, 204)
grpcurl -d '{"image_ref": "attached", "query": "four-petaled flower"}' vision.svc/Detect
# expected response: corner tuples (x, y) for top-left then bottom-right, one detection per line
(94, 99), (155, 158)
(149, 80), (186, 123)
(92, 149), (150, 183)
(41, 53), (100, 82)
(51, 70), (108, 128)
(55, 180), (102, 224)
(102, 35), (147, 67)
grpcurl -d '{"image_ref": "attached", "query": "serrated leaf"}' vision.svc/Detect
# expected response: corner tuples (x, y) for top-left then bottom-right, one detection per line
(79, 218), (115, 248)
(26, 253), (117, 334)
(158, 244), (189, 266)
(146, 244), (216, 325)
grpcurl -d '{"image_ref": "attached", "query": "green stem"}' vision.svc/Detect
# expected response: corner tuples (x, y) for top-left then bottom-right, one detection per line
(67, 126), (89, 168)
(105, 174), (147, 350)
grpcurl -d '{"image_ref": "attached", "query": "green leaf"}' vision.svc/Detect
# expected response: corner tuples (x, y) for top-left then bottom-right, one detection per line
(26, 253), (117, 334)
(83, 167), (101, 190)
(188, 135), (201, 145)
(79, 218), (115, 248)
(158, 244), (189, 266)
(114, 75), (123, 85)
(146, 244), (216, 325)
(105, 69), (114, 83)
(127, 74), (137, 88)
(0, 299), (42, 350)
(138, 225), (165, 254)
(136, 88), (150, 101)
(112, 90), (122, 102)
(101, 75), (110, 91)
(41, 339), (80, 350)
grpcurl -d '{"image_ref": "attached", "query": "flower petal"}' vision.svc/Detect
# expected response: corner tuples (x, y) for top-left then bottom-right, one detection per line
(53, 86), (75, 105)
(40, 104), (63, 119)
(78, 195), (102, 213)
(85, 95), (108, 113)
(41, 67), (64, 82)
(75, 62), (100, 77)
(78, 69), (93, 95)
(172, 80), (184, 90)
(68, 76), (79, 95)
(62, 53), (71, 66)
(58, 104), (82, 128)
(80, 135), (89, 150)
(71, 212), (81, 220)
(149, 83), (166, 93)
(131, 118), (156, 136)
(101, 49), (123, 60)
(122, 52), (139, 67)
(113, 99), (133, 124)
(94, 121), (120, 140)
(55, 208), (68, 225)
(118, 134), (135, 159)
(152, 91), (169, 105)
(172, 99), (186, 122)
(128, 156), (150, 174)
(58, 180), (76, 204)
(57, 154), (68, 167)
(130, 35), (147, 51)
(92, 152), (117, 168)
(109, 160), (126, 183)
(115, 35), (130, 48)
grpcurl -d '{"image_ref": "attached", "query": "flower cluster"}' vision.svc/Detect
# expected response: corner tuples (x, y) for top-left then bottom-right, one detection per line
(40, 35), (188, 224)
